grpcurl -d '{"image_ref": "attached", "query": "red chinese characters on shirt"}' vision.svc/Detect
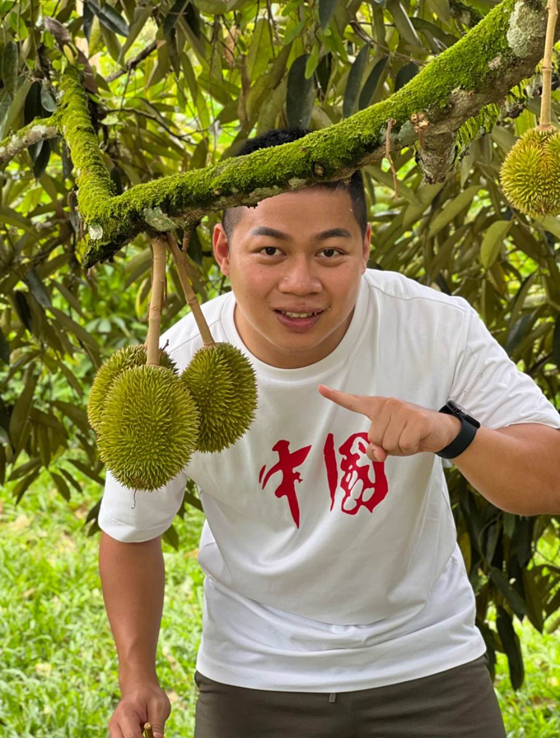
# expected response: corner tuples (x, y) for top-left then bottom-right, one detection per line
(259, 440), (312, 528)
(259, 432), (388, 527)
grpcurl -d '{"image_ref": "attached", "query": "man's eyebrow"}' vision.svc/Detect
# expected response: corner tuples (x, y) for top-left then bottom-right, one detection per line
(249, 226), (290, 240)
(315, 228), (352, 240)
(248, 226), (352, 240)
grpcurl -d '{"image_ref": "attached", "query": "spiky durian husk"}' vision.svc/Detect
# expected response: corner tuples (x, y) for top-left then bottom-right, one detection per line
(98, 365), (199, 491)
(499, 128), (560, 217)
(87, 345), (177, 432)
(181, 342), (258, 453)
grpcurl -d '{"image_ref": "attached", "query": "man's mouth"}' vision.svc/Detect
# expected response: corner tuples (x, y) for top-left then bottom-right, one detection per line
(274, 309), (325, 318)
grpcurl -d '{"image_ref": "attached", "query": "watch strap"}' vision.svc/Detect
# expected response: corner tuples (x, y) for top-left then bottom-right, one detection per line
(436, 404), (478, 459)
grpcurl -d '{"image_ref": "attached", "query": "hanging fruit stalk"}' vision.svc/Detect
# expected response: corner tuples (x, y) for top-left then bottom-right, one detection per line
(539, 0), (558, 131)
(500, 0), (560, 218)
(166, 231), (215, 348)
(146, 236), (168, 366)
(166, 229), (259, 454)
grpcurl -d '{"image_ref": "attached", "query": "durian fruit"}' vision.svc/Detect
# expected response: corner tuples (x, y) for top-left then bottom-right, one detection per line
(499, 0), (560, 217)
(97, 363), (199, 491)
(181, 342), (258, 453)
(167, 232), (258, 453)
(94, 235), (200, 491)
(87, 344), (177, 433)
(499, 127), (560, 217)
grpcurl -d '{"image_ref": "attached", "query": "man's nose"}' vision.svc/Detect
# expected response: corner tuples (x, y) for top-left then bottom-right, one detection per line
(278, 258), (322, 292)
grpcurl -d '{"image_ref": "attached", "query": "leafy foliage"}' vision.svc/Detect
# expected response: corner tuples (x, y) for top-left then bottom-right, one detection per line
(1, 0), (560, 690)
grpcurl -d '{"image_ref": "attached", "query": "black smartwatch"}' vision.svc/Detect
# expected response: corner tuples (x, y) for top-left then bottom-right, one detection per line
(435, 400), (480, 459)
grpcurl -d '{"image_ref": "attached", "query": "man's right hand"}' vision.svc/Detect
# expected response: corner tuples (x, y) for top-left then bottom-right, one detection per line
(108, 681), (171, 738)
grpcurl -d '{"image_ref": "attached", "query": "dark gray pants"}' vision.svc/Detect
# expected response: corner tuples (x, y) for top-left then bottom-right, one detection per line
(193, 654), (507, 737)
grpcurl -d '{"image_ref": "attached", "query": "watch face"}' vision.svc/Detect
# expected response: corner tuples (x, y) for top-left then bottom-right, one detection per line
(449, 401), (480, 428)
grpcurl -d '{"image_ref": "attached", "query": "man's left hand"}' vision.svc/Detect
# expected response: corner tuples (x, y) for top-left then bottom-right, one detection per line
(317, 385), (461, 462)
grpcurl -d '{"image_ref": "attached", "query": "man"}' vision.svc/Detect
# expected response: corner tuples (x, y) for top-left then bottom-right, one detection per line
(99, 128), (560, 738)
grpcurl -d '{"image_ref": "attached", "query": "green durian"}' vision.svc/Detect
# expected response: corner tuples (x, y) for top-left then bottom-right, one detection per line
(181, 342), (258, 453)
(499, 127), (560, 217)
(98, 364), (199, 491)
(87, 345), (177, 432)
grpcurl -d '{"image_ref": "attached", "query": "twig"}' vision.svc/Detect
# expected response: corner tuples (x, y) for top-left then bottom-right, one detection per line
(143, 723), (155, 738)
(104, 106), (193, 144)
(167, 231), (215, 348)
(385, 118), (399, 200)
(146, 237), (167, 366)
(107, 40), (158, 82)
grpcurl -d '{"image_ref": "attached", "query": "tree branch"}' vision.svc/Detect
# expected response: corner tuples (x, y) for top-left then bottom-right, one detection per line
(0, 116), (60, 166)
(50, 0), (558, 268)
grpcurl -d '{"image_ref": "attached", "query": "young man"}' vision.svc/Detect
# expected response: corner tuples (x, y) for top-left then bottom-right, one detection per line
(99, 129), (560, 738)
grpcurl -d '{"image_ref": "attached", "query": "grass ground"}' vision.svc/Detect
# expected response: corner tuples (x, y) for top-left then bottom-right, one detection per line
(1, 471), (559, 737)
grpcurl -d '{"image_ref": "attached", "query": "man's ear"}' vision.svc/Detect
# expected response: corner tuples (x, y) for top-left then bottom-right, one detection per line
(213, 223), (230, 277)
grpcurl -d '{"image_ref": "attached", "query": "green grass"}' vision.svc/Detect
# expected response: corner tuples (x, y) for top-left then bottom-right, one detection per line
(1, 472), (559, 737)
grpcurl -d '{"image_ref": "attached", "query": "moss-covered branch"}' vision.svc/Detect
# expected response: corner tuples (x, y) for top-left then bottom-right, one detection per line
(0, 117), (60, 165)
(55, 0), (556, 267)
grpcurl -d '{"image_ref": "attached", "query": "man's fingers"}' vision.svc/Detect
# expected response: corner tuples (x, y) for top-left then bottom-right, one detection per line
(318, 385), (371, 416)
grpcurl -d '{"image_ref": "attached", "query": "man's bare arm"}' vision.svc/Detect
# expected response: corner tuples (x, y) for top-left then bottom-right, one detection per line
(99, 531), (165, 690)
(452, 423), (560, 516)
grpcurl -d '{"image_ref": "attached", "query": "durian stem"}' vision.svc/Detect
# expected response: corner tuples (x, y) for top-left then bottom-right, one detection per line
(539, 0), (558, 130)
(146, 236), (167, 366)
(143, 723), (154, 738)
(166, 231), (216, 348)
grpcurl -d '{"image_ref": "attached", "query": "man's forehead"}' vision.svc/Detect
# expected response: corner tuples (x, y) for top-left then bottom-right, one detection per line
(236, 188), (357, 231)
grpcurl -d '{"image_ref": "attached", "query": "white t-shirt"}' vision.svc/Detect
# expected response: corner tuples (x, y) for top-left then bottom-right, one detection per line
(98, 269), (560, 693)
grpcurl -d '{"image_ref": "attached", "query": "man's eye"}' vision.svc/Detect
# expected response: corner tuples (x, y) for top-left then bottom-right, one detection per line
(257, 247), (344, 257)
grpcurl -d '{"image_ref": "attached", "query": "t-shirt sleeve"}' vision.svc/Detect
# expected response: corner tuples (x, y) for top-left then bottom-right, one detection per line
(449, 303), (560, 431)
(98, 466), (188, 543)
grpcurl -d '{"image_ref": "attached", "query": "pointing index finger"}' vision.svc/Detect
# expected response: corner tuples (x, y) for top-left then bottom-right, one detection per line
(317, 385), (370, 416)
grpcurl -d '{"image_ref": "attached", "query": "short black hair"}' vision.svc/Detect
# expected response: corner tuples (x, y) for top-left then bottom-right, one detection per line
(222, 128), (368, 242)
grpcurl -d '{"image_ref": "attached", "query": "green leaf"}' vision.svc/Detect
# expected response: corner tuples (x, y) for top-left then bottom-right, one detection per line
(32, 139), (52, 179)
(496, 606), (524, 690)
(304, 45), (320, 80)
(59, 468), (83, 495)
(163, 0), (189, 36)
(40, 87), (56, 112)
(521, 567), (544, 632)
(359, 56), (388, 110)
(69, 458), (105, 486)
(23, 267), (53, 309)
(0, 328), (9, 365)
(427, 185), (480, 238)
(479, 220), (511, 269)
(343, 44), (368, 118)
(319, 0), (338, 30)
(8, 365), (38, 452)
(286, 54), (315, 129)
(50, 470), (72, 501)
(504, 311), (536, 356)
(90, 1), (130, 37)
(394, 61), (418, 92)
(1, 41), (18, 98)
(553, 314), (560, 370)
(489, 567), (527, 620)
(283, 18), (305, 46)
(119, 4), (153, 62)
(387, 0), (422, 46)
(52, 400), (91, 436)
(163, 522), (179, 550)
(246, 17), (272, 83)
(13, 290), (33, 332)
